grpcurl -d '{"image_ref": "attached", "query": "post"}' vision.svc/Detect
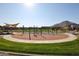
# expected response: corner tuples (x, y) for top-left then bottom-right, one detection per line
(28, 27), (31, 40)
(40, 28), (42, 36)
(48, 28), (50, 34)
(36, 27), (38, 35)
(33, 25), (35, 36)
(22, 25), (24, 34)
(51, 28), (53, 34)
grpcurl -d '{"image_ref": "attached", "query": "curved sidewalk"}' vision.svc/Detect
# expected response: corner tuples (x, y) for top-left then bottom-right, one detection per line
(3, 33), (77, 43)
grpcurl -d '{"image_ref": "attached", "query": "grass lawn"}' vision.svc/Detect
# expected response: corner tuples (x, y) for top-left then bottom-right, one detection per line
(0, 37), (79, 55)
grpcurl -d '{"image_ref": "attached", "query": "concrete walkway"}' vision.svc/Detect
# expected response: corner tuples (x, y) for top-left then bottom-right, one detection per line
(3, 33), (77, 43)
(0, 51), (44, 56)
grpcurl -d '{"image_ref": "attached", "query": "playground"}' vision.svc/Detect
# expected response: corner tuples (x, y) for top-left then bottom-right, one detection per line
(0, 23), (78, 55)
(3, 32), (77, 43)
(0, 23), (77, 43)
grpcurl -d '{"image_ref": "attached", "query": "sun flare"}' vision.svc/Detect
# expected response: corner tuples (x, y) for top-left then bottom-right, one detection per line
(23, 2), (34, 8)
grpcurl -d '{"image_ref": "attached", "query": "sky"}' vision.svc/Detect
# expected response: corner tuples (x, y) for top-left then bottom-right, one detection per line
(0, 3), (79, 27)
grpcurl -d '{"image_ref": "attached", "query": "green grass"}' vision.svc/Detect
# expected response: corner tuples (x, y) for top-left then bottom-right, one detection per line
(0, 37), (79, 55)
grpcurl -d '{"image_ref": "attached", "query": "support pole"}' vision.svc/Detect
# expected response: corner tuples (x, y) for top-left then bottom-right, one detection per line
(29, 27), (31, 40)
(33, 25), (35, 36)
(22, 25), (24, 34)
(40, 28), (42, 36)
(48, 28), (50, 34)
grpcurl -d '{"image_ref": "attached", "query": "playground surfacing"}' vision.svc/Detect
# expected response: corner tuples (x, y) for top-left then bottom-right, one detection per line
(3, 32), (77, 43)
(12, 32), (68, 41)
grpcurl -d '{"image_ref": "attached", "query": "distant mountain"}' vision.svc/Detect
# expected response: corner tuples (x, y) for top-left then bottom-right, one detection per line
(53, 21), (79, 28)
